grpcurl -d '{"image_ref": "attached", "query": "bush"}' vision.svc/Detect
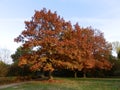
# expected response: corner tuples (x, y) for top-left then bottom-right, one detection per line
(0, 77), (17, 85)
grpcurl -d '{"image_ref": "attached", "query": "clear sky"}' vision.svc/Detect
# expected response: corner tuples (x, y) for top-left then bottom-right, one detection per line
(0, 0), (120, 58)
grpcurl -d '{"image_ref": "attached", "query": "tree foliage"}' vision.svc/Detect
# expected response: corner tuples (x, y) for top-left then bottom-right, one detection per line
(15, 8), (112, 78)
(0, 61), (9, 77)
(10, 46), (31, 76)
(72, 25), (112, 77)
(11, 46), (31, 63)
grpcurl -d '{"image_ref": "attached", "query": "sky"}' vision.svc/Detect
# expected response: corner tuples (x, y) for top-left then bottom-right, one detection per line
(0, 0), (120, 63)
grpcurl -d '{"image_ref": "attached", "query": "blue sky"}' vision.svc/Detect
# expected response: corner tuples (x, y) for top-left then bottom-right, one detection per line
(0, 0), (120, 56)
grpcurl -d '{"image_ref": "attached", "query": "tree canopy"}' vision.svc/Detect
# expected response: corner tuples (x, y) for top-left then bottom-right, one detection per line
(15, 8), (112, 78)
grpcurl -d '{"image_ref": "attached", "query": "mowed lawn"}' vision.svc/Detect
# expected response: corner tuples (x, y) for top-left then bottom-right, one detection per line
(1, 78), (120, 90)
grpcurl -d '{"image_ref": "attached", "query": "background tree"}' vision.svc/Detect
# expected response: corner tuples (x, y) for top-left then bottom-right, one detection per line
(0, 48), (11, 64)
(10, 46), (31, 76)
(109, 57), (120, 77)
(11, 46), (30, 63)
(117, 51), (120, 59)
(0, 61), (9, 77)
(112, 41), (120, 59)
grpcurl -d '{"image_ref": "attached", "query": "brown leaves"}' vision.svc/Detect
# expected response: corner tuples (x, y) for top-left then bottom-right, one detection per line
(15, 8), (112, 74)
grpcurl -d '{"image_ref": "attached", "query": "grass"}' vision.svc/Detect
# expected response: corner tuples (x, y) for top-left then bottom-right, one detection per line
(1, 78), (120, 90)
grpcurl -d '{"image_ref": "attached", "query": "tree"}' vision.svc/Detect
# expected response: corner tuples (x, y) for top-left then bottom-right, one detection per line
(55, 24), (83, 78)
(118, 50), (120, 59)
(0, 61), (9, 76)
(15, 8), (112, 78)
(109, 58), (120, 76)
(73, 24), (112, 77)
(10, 46), (31, 76)
(112, 41), (120, 59)
(54, 23), (112, 78)
(0, 48), (11, 64)
(15, 8), (74, 79)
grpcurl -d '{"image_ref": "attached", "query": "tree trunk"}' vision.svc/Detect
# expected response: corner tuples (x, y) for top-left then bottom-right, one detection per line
(83, 70), (87, 78)
(48, 71), (53, 79)
(74, 71), (77, 78)
(83, 73), (86, 78)
(41, 71), (45, 78)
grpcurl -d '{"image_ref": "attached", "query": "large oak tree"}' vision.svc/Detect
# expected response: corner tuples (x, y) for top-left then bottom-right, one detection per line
(15, 8), (75, 79)
(15, 8), (112, 78)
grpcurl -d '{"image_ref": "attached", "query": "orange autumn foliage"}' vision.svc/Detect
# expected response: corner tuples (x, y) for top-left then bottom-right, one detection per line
(15, 8), (112, 76)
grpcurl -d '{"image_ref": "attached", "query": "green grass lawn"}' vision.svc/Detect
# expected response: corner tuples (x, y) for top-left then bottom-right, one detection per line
(1, 78), (120, 90)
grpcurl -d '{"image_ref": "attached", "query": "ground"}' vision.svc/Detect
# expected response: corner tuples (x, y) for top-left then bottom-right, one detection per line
(0, 78), (120, 90)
